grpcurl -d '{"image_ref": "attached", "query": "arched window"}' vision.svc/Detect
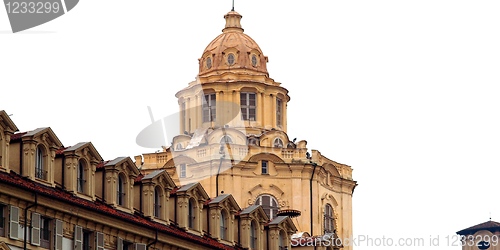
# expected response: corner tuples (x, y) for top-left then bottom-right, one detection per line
(273, 138), (284, 148)
(324, 204), (335, 233)
(154, 187), (161, 218)
(188, 199), (196, 229)
(227, 53), (235, 65)
(220, 135), (233, 144)
(35, 145), (45, 180)
(117, 174), (125, 206)
(255, 194), (279, 220)
(250, 220), (258, 249)
(77, 160), (85, 193)
(175, 143), (183, 151)
(220, 210), (227, 240)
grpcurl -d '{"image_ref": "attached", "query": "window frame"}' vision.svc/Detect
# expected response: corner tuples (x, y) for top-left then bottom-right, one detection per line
(35, 145), (46, 180)
(276, 97), (282, 127)
(203, 93), (216, 123)
(117, 174), (125, 206)
(0, 204), (5, 237)
(255, 194), (279, 220)
(261, 160), (269, 175)
(220, 210), (227, 240)
(179, 164), (187, 178)
(324, 204), (335, 233)
(77, 160), (86, 193)
(273, 138), (284, 148)
(153, 186), (162, 218)
(250, 220), (258, 249)
(241, 92), (256, 121)
(188, 198), (196, 229)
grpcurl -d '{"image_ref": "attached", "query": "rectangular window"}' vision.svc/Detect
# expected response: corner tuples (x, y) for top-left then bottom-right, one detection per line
(276, 98), (282, 127)
(203, 94), (216, 122)
(261, 160), (268, 175)
(40, 217), (51, 249)
(241, 92), (256, 121)
(180, 164), (186, 178)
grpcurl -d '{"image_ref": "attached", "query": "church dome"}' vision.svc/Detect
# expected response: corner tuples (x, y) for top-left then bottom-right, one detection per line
(198, 11), (269, 77)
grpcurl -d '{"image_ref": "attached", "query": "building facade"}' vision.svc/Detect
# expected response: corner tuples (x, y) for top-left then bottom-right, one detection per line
(0, 109), (298, 250)
(137, 9), (357, 250)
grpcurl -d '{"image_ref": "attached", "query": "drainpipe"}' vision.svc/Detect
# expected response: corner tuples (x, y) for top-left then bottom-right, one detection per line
(146, 229), (158, 249)
(19, 140), (23, 176)
(61, 155), (65, 190)
(215, 148), (225, 197)
(309, 162), (318, 236)
(139, 182), (143, 214)
(23, 192), (38, 250)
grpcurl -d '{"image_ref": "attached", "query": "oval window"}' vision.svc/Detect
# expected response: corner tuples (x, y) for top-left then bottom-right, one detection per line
(251, 55), (258, 67)
(227, 53), (235, 65)
(206, 57), (212, 69)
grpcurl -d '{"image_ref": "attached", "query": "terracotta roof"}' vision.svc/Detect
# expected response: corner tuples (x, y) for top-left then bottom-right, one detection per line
(10, 132), (27, 141)
(56, 147), (70, 155)
(0, 170), (242, 250)
(96, 160), (110, 169)
(457, 220), (500, 235)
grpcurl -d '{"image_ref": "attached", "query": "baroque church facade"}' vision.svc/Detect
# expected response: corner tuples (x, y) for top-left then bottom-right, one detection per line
(0, 9), (356, 250)
(136, 8), (357, 249)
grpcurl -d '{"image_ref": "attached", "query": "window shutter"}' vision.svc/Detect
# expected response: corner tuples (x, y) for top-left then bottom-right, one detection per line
(134, 243), (146, 250)
(31, 212), (41, 246)
(96, 232), (105, 250)
(9, 206), (19, 240)
(74, 225), (83, 250)
(117, 237), (123, 250)
(55, 219), (63, 250)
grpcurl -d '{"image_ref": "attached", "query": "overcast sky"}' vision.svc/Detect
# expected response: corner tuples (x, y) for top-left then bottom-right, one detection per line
(2, 1), (500, 249)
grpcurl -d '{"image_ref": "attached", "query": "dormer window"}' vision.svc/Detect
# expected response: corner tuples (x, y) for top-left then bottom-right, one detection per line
(227, 53), (235, 65)
(188, 198), (196, 229)
(35, 145), (46, 180)
(154, 187), (161, 218)
(220, 210), (227, 240)
(273, 138), (284, 148)
(117, 174), (125, 206)
(220, 135), (233, 145)
(251, 54), (258, 67)
(77, 160), (86, 193)
(206, 57), (212, 69)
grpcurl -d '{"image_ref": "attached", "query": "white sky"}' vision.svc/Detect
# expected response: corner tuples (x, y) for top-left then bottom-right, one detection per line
(2, 1), (500, 249)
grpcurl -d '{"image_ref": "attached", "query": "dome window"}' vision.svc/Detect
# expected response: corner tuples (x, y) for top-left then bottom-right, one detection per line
(251, 55), (258, 67)
(206, 57), (212, 69)
(227, 53), (235, 65)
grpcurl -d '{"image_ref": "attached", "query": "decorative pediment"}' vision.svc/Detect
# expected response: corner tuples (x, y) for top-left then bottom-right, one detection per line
(63, 142), (103, 163)
(208, 194), (240, 212)
(174, 182), (209, 201)
(163, 155), (197, 168)
(267, 216), (297, 234)
(104, 157), (140, 177)
(260, 130), (290, 147)
(206, 127), (247, 145)
(248, 153), (284, 164)
(141, 170), (176, 190)
(240, 204), (269, 223)
(0, 110), (18, 133)
(22, 127), (63, 149)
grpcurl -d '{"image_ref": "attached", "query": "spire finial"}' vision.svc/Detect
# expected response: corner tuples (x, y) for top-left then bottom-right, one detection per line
(231, 0), (235, 11)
